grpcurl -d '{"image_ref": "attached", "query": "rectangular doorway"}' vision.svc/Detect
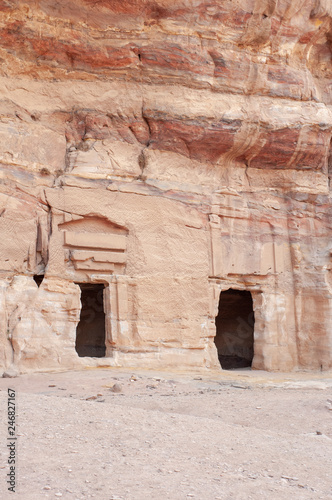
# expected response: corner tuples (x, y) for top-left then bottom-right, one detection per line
(214, 288), (255, 369)
(75, 283), (106, 357)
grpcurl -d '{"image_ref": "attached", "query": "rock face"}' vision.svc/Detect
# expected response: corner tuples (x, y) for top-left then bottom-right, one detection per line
(0, 0), (332, 373)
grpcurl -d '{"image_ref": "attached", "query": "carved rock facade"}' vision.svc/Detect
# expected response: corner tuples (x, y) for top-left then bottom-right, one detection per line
(1, 0), (332, 373)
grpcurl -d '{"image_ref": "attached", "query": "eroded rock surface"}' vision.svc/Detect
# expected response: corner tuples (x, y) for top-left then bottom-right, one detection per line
(0, 0), (332, 373)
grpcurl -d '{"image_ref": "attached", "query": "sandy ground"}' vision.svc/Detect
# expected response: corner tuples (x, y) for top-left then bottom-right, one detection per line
(0, 367), (332, 500)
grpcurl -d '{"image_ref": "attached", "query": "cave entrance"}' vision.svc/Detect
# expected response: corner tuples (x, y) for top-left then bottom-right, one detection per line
(215, 289), (255, 369)
(75, 283), (106, 358)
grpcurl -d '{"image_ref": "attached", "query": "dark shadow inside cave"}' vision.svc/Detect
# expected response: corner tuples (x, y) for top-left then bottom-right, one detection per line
(215, 289), (255, 369)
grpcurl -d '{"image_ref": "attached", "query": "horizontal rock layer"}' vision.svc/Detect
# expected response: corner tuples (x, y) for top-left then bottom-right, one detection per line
(0, 0), (331, 102)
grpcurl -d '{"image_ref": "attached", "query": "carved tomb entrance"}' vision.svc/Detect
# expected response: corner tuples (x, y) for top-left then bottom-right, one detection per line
(215, 289), (255, 369)
(75, 283), (106, 358)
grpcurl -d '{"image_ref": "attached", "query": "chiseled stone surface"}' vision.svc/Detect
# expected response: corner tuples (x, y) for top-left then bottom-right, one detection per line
(0, 0), (332, 374)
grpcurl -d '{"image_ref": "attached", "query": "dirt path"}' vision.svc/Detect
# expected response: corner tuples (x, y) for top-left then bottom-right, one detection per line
(1, 368), (332, 500)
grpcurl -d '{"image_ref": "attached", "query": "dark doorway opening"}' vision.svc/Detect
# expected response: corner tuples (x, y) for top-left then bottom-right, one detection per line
(75, 283), (106, 358)
(215, 289), (255, 369)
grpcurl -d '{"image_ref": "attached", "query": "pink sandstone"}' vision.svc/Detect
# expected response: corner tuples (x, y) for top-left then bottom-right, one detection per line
(0, 0), (332, 374)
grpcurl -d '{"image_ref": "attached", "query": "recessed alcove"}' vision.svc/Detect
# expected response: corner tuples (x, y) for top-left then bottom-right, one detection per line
(214, 289), (255, 369)
(75, 283), (106, 358)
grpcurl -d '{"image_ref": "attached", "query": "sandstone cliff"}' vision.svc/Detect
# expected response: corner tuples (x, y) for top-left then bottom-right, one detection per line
(0, 0), (332, 373)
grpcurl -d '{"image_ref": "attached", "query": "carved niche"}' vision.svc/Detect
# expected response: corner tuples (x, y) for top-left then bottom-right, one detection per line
(58, 216), (128, 275)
